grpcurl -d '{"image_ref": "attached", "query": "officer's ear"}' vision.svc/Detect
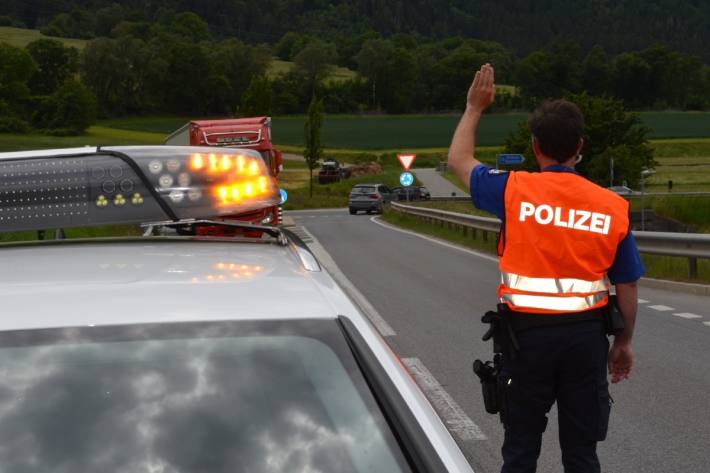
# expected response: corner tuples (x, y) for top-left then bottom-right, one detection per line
(531, 136), (541, 157)
(575, 138), (584, 157)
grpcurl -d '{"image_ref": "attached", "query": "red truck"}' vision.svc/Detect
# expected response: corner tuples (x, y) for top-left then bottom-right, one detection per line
(166, 117), (283, 229)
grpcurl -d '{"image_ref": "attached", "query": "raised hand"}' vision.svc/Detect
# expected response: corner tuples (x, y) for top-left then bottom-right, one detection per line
(466, 63), (496, 113)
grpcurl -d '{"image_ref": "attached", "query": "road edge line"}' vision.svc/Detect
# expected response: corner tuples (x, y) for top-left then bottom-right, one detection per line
(370, 216), (499, 263)
(402, 357), (487, 441)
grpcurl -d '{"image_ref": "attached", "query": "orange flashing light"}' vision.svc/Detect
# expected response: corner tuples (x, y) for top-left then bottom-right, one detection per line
(191, 154), (204, 170)
(249, 161), (259, 175)
(209, 154), (219, 172)
(221, 154), (232, 171)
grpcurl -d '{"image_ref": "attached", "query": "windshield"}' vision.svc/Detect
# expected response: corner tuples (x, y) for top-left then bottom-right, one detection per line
(0, 320), (412, 473)
(352, 186), (376, 194)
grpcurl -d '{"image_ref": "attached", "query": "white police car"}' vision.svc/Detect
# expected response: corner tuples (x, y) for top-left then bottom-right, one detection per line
(0, 146), (473, 472)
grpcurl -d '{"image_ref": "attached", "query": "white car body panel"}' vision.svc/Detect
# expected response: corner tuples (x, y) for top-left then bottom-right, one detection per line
(0, 238), (475, 473)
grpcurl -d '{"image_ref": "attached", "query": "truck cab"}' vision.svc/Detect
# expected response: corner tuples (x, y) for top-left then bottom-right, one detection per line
(166, 117), (283, 229)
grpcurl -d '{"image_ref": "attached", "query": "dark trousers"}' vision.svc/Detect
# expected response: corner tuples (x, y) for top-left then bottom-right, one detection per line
(499, 320), (611, 473)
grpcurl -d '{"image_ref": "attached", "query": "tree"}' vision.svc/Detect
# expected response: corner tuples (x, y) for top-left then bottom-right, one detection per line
(355, 39), (417, 112)
(303, 98), (324, 198)
(294, 39), (337, 98)
(241, 75), (272, 116)
(94, 4), (124, 37)
(274, 32), (313, 60)
(582, 45), (612, 97)
(611, 52), (652, 108)
(515, 42), (582, 107)
(82, 36), (167, 115)
(45, 79), (98, 134)
(40, 8), (95, 39)
(0, 42), (36, 126)
(210, 39), (270, 113)
(152, 10), (211, 42)
(431, 44), (487, 110)
(26, 39), (79, 95)
(504, 94), (654, 188)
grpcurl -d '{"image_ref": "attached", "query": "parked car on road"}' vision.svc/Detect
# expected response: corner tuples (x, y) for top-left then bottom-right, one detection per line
(0, 145), (473, 473)
(348, 183), (393, 214)
(392, 186), (431, 201)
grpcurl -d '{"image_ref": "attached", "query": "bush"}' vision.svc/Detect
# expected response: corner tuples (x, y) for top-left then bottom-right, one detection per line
(0, 116), (30, 133)
(30, 80), (97, 135)
(0, 16), (22, 27)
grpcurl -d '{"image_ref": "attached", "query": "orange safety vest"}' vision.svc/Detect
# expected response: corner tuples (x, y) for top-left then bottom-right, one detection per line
(497, 170), (630, 314)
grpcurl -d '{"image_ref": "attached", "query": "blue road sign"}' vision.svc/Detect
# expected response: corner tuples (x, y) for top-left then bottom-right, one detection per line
(279, 188), (288, 204)
(400, 171), (414, 187)
(497, 154), (525, 165)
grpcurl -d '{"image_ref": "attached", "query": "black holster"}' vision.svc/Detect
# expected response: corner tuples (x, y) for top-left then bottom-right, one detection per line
(602, 295), (625, 336)
(473, 304), (519, 415)
(473, 355), (502, 414)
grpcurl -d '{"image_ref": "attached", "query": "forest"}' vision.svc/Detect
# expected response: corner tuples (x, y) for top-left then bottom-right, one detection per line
(1, 1), (709, 134)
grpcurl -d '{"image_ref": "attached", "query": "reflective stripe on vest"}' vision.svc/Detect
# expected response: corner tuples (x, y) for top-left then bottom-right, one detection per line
(500, 292), (608, 312)
(501, 272), (609, 294)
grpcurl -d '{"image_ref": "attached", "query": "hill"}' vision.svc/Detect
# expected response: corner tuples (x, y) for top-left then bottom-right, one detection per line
(2, 1), (709, 60)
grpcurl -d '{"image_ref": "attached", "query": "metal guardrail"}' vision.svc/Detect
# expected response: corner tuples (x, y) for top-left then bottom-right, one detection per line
(391, 201), (710, 279)
(429, 192), (710, 203)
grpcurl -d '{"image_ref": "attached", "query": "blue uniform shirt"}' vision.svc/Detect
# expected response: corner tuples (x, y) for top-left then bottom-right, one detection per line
(470, 164), (645, 284)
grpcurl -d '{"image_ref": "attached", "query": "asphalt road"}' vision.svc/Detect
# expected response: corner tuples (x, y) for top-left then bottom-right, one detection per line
(412, 168), (470, 198)
(289, 208), (710, 473)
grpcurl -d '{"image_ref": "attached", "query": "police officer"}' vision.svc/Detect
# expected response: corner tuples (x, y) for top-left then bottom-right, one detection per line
(449, 64), (643, 473)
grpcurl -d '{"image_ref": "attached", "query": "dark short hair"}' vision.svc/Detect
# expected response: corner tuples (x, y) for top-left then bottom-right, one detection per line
(528, 99), (584, 163)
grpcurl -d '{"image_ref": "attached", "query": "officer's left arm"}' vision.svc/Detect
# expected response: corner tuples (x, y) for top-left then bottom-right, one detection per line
(448, 64), (495, 189)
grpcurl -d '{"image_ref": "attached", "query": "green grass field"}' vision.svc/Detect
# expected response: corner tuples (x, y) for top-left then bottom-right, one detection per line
(0, 126), (164, 152)
(0, 26), (87, 49)
(267, 59), (356, 83)
(20, 112), (710, 150)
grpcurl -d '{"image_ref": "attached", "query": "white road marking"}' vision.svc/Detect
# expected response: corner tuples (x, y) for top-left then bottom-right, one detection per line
(638, 298), (649, 303)
(673, 312), (703, 319)
(371, 216), (499, 263)
(704, 322), (710, 327)
(286, 208), (348, 214)
(648, 305), (675, 312)
(299, 226), (396, 337)
(402, 357), (486, 441)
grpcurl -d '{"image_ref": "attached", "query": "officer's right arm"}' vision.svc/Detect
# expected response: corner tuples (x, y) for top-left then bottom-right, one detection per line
(448, 64), (495, 189)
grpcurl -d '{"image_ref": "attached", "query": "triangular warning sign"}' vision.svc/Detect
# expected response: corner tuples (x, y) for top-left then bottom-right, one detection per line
(397, 154), (416, 171)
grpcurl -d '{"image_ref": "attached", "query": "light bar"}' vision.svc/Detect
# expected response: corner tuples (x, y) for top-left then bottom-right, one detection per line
(0, 146), (280, 233)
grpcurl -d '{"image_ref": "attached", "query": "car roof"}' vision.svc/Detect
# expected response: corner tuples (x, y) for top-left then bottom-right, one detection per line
(0, 239), (344, 332)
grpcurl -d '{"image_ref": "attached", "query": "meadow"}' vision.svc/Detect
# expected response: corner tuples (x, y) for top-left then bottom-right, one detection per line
(98, 112), (710, 150)
(0, 26), (88, 48)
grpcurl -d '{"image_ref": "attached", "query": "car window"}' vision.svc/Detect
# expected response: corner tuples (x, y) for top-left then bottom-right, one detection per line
(380, 186), (390, 193)
(352, 186), (376, 194)
(0, 320), (412, 473)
